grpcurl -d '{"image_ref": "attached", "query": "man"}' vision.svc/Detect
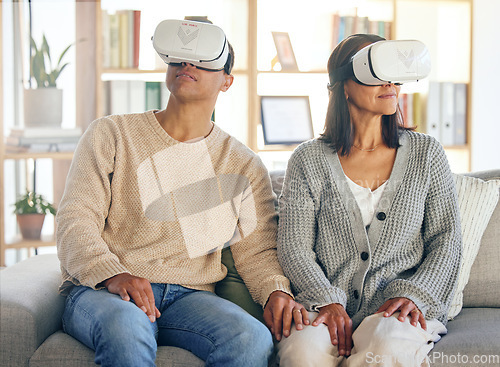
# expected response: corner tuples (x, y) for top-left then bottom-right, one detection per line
(56, 20), (306, 367)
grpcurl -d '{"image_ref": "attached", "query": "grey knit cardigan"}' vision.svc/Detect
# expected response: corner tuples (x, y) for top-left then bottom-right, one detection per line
(277, 131), (462, 328)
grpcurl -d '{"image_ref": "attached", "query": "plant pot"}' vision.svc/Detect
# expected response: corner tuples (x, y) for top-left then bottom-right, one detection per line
(23, 88), (63, 127)
(16, 214), (46, 240)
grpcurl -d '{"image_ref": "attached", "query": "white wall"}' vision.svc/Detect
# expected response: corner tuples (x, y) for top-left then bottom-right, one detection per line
(471, 0), (500, 171)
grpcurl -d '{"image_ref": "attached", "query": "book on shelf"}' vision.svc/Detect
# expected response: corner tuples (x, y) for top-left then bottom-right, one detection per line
(104, 80), (170, 115)
(102, 9), (141, 69)
(331, 13), (392, 48)
(426, 81), (441, 141)
(425, 81), (468, 146)
(453, 83), (467, 146)
(398, 93), (415, 128)
(440, 82), (455, 146)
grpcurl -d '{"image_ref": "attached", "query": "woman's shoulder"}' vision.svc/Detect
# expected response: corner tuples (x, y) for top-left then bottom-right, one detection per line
(403, 130), (443, 151)
(292, 138), (326, 158)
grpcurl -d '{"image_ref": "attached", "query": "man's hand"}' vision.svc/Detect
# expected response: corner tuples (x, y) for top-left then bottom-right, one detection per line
(104, 273), (161, 323)
(377, 297), (427, 330)
(312, 303), (353, 357)
(263, 291), (309, 341)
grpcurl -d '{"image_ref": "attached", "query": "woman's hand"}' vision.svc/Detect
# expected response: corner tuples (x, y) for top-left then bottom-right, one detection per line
(312, 303), (353, 357)
(377, 297), (427, 330)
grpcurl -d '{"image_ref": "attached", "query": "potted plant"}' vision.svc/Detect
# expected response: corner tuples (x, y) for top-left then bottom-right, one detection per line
(24, 34), (73, 127)
(13, 190), (57, 240)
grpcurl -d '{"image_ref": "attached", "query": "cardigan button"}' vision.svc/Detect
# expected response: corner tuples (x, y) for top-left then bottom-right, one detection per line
(377, 212), (386, 221)
(361, 252), (369, 261)
(354, 290), (359, 299)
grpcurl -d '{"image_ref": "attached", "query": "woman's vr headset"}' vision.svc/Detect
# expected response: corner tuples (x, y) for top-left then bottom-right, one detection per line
(152, 19), (231, 73)
(329, 40), (431, 86)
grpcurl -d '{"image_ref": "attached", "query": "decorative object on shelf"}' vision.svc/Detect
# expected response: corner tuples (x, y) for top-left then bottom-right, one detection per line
(24, 34), (74, 128)
(5, 127), (82, 153)
(260, 95), (314, 145)
(13, 191), (57, 240)
(271, 32), (298, 71)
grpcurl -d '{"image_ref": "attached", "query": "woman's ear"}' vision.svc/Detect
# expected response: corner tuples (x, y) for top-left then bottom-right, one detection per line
(344, 83), (349, 101)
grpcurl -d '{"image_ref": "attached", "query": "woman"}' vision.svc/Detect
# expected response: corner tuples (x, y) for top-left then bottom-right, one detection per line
(276, 34), (462, 367)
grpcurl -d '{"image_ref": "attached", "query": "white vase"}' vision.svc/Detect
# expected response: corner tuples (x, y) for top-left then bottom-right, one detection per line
(23, 88), (63, 128)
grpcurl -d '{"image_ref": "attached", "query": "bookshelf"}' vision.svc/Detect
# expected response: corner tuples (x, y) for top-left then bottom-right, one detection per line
(92, 0), (472, 171)
(0, 0), (474, 265)
(253, 0), (472, 172)
(0, 152), (74, 266)
(0, 3), (76, 265)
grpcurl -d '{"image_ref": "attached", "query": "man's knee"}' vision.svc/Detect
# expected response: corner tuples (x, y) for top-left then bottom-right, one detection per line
(229, 313), (273, 357)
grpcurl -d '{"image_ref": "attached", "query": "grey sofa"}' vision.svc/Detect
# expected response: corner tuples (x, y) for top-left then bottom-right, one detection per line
(1, 170), (499, 367)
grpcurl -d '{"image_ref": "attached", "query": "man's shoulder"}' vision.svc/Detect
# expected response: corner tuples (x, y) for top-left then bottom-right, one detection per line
(214, 126), (259, 159)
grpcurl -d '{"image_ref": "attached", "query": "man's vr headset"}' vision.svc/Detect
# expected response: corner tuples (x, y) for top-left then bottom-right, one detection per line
(152, 19), (231, 74)
(329, 40), (431, 86)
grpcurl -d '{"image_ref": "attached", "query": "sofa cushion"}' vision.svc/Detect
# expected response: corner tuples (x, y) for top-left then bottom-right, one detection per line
(432, 308), (500, 367)
(270, 170), (286, 208)
(447, 175), (500, 319)
(0, 254), (65, 367)
(29, 331), (204, 367)
(463, 192), (500, 308)
(215, 248), (264, 323)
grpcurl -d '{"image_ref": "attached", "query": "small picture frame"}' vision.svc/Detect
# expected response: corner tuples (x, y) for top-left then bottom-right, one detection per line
(272, 32), (299, 71)
(260, 96), (314, 145)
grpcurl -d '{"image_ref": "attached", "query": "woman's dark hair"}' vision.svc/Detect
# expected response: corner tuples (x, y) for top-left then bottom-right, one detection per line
(320, 34), (411, 156)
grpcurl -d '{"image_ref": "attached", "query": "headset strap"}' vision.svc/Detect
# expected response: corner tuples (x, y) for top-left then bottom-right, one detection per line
(329, 62), (354, 84)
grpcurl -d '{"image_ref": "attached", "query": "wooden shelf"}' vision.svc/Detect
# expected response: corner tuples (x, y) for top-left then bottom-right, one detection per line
(441, 144), (470, 151)
(102, 68), (166, 74)
(102, 68), (248, 75)
(4, 235), (56, 250)
(3, 152), (74, 160)
(258, 69), (327, 74)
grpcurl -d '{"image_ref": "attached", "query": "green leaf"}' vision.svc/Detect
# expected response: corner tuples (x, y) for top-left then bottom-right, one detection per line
(41, 34), (52, 66)
(13, 190), (56, 215)
(28, 34), (75, 88)
(56, 43), (73, 69)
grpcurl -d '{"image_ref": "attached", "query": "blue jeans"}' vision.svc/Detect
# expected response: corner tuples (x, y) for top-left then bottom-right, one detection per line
(62, 284), (273, 367)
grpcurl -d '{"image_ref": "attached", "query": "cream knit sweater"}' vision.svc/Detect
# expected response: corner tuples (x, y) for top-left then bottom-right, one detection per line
(57, 111), (291, 306)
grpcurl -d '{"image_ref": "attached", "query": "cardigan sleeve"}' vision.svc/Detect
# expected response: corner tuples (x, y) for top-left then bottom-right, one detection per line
(277, 149), (348, 311)
(56, 118), (129, 291)
(383, 140), (462, 322)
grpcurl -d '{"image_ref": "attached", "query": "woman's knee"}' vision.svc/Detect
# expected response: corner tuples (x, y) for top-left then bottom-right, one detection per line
(277, 312), (342, 367)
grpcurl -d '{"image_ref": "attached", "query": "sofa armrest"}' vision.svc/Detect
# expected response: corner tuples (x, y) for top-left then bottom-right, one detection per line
(0, 254), (65, 367)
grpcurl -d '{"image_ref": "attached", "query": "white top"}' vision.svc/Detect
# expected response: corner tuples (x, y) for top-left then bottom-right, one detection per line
(345, 175), (388, 228)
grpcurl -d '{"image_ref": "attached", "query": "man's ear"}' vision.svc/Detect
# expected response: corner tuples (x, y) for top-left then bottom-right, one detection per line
(221, 74), (234, 92)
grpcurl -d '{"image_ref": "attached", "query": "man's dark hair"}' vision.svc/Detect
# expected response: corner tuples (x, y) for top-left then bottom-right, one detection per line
(224, 42), (234, 75)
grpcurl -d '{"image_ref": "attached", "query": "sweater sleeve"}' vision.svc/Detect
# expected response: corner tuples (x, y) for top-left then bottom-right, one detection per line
(229, 156), (292, 306)
(57, 118), (129, 290)
(277, 149), (348, 311)
(383, 140), (462, 322)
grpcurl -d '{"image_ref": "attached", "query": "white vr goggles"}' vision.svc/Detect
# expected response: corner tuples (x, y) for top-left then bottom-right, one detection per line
(329, 40), (431, 86)
(152, 19), (231, 73)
